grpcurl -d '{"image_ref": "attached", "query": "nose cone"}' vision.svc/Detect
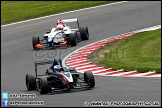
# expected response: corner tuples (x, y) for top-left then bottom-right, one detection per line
(48, 37), (53, 42)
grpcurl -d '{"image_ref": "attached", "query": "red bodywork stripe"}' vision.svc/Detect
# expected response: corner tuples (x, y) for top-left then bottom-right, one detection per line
(56, 72), (69, 84)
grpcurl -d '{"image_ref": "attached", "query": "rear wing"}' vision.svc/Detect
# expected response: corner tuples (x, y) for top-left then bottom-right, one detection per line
(35, 60), (52, 77)
(34, 59), (62, 77)
(61, 18), (79, 28)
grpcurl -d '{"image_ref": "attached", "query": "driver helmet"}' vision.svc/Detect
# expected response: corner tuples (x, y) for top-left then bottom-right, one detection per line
(53, 65), (61, 72)
(56, 24), (64, 30)
(57, 20), (64, 25)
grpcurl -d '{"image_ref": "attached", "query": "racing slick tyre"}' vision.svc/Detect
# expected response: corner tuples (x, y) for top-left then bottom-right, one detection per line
(79, 26), (89, 40)
(69, 33), (77, 46)
(39, 77), (48, 94)
(84, 71), (95, 88)
(26, 74), (36, 91)
(32, 36), (40, 50)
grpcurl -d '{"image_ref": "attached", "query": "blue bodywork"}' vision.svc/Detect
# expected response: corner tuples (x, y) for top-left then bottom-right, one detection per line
(47, 37), (54, 47)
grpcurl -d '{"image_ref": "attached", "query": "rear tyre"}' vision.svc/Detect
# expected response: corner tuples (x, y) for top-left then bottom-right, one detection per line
(26, 74), (36, 91)
(32, 36), (40, 50)
(79, 26), (89, 40)
(39, 77), (48, 94)
(84, 71), (95, 88)
(69, 33), (77, 46)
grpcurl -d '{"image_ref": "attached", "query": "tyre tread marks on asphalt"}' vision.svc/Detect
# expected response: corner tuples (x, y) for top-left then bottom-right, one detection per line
(65, 27), (161, 77)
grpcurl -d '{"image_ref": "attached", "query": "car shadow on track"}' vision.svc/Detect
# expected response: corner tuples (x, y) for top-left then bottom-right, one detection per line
(20, 87), (94, 96)
(48, 88), (94, 95)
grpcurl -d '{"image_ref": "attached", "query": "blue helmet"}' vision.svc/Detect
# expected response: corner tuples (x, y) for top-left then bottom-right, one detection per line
(52, 59), (59, 66)
(53, 65), (61, 72)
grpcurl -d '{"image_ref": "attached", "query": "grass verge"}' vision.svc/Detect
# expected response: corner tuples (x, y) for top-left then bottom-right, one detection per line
(1, 1), (116, 25)
(88, 28), (161, 72)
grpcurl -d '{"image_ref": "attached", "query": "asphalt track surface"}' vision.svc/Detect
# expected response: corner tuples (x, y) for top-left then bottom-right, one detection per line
(1, 1), (161, 107)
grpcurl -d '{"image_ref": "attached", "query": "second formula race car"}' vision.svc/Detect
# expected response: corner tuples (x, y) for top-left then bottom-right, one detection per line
(32, 18), (89, 50)
(25, 58), (95, 94)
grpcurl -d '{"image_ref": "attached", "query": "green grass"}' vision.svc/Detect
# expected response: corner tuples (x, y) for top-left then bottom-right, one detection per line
(1, 1), (116, 25)
(88, 28), (161, 72)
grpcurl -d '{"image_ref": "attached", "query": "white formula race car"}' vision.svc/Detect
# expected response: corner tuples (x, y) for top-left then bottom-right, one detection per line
(32, 18), (89, 50)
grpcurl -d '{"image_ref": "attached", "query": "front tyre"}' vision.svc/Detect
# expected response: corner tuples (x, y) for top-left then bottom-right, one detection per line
(32, 36), (40, 50)
(84, 71), (95, 88)
(26, 74), (36, 91)
(39, 77), (48, 94)
(69, 33), (77, 46)
(79, 26), (89, 40)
